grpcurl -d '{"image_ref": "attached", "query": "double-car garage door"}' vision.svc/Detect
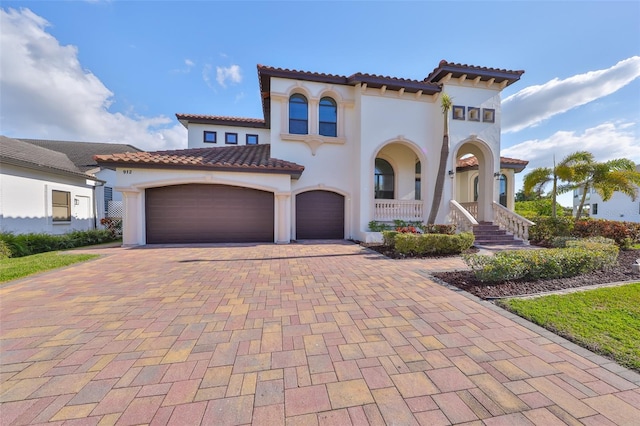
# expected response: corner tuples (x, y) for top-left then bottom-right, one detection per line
(145, 185), (344, 243)
(146, 184), (274, 244)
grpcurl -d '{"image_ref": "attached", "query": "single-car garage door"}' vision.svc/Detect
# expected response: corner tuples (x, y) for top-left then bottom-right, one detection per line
(146, 184), (274, 244)
(296, 190), (344, 239)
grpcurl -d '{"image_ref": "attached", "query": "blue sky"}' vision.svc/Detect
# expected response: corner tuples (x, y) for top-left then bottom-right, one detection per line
(1, 1), (639, 205)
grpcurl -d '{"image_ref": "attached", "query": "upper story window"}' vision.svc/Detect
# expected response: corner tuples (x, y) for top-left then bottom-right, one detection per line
(289, 94), (308, 134)
(246, 134), (258, 145)
(204, 131), (217, 143)
(52, 190), (71, 222)
(319, 97), (337, 137)
(225, 133), (238, 145)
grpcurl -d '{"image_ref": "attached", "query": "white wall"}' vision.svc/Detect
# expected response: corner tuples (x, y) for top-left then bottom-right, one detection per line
(583, 191), (640, 223)
(1, 164), (96, 235)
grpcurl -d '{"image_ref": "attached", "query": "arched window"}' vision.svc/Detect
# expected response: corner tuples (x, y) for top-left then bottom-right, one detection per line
(474, 176), (479, 202)
(415, 161), (421, 201)
(375, 158), (395, 199)
(289, 94), (308, 134)
(499, 174), (507, 207)
(319, 97), (337, 137)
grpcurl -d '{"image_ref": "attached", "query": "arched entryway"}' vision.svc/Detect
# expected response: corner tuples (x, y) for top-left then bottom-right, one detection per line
(453, 138), (496, 222)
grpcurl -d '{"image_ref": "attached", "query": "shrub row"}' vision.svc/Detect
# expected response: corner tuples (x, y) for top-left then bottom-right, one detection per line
(528, 217), (640, 249)
(0, 229), (119, 259)
(463, 240), (618, 283)
(369, 220), (456, 235)
(383, 231), (475, 256)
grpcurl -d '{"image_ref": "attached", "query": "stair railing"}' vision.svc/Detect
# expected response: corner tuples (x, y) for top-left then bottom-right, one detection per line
(492, 202), (535, 244)
(449, 200), (478, 232)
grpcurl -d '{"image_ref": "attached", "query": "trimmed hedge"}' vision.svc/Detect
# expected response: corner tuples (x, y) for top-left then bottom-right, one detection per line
(463, 240), (618, 283)
(0, 230), (119, 258)
(529, 217), (640, 248)
(528, 216), (574, 246)
(392, 232), (475, 256)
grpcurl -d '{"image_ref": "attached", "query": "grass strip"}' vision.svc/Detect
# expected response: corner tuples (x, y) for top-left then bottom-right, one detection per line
(0, 252), (99, 284)
(499, 283), (640, 372)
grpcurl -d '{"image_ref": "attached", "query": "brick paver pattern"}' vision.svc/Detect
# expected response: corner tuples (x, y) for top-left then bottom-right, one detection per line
(1, 242), (639, 425)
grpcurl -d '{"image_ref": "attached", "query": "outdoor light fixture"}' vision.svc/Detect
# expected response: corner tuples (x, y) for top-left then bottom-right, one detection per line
(448, 170), (455, 177)
(493, 172), (501, 178)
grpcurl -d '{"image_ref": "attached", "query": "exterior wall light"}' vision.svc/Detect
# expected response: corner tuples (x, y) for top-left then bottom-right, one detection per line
(448, 170), (455, 178)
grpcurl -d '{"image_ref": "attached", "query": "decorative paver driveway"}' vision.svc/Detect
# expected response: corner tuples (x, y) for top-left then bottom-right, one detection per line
(1, 242), (639, 425)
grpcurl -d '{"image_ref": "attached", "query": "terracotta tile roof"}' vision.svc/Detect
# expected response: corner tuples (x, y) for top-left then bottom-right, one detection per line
(347, 72), (440, 94)
(457, 156), (529, 172)
(425, 60), (525, 87)
(94, 144), (304, 178)
(176, 114), (266, 129)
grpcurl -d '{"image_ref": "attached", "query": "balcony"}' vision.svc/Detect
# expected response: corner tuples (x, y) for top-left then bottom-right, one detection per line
(374, 200), (423, 222)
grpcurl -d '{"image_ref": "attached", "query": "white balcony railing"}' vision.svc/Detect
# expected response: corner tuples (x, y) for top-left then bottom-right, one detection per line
(460, 202), (478, 220)
(493, 202), (535, 244)
(449, 200), (478, 232)
(374, 200), (423, 221)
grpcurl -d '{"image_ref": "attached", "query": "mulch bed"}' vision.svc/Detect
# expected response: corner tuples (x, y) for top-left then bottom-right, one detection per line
(363, 242), (640, 299)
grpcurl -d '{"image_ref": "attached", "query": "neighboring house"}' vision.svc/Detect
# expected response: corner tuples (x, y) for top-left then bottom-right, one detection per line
(572, 164), (640, 222)
(0, 136), (141, 235)
(96, 60), (530, 246)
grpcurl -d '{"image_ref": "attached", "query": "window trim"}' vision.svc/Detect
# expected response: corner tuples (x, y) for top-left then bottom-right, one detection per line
(225, 132), (238, 145)
(203, 131), (217, 144)
(452, 105), (466, 120)
(52, 190), (71, 222)
(246, 134), (259, 145)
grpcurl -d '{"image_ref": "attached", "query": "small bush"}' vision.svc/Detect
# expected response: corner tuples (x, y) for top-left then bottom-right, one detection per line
(0, 240), (12, 259)
(382, 230), (399, 247)
(394, 232), (474, 256)
(0, 229), (118, 258)
(572, 219), (635, 248)
(419, 224), (456, 235)
(528, 216), (574, 246)
(463, 243), (618, 283)
(368, 221), (392, 232)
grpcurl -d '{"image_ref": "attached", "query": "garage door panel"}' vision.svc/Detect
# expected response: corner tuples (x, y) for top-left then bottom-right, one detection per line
(296, 190), (344, 240)
(146, 184), (274, 244)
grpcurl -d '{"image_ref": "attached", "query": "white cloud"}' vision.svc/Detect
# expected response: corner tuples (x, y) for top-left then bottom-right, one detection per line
(502, 121), (640, 203)
(0, 8), (185, 151)
(503, 56), (640, 133)
(216, 65), (242, 88)
(170, 58), (195, 74)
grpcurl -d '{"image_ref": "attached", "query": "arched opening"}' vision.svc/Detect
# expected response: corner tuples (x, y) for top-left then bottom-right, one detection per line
(453, 138), (495, 222)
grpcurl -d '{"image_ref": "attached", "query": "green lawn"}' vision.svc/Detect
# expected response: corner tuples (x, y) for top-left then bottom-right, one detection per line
(499, 283), (640, 372)
(0, 252), (99, 284)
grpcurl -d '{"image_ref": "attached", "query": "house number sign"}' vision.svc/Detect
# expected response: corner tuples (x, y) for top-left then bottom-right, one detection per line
(122, 170), (133, 174)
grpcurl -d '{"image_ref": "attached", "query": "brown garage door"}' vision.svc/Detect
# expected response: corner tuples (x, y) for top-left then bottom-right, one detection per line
(146, 184), (274, 244)
(296, 190), (344, 239)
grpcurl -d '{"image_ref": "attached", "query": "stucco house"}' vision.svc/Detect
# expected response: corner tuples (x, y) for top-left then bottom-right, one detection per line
(0, 136), (141, 235)
(573, 164), (640, 222)
(96, 60), (531, 246)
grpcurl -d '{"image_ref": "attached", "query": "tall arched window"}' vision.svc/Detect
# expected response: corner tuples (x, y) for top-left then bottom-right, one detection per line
(375, 158), (395, 199)
(319, 97), (337, 137)
(474, 176), (479, 202)
(289, 94), (308, 134)
(499, 174), (507, 207)
(415, 161), (421, 201)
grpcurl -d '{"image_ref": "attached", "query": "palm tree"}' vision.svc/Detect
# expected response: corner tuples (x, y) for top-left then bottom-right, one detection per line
(574, 158), (640, 219)
(523, 151), (594, 218)
(427, 92), (452, 225)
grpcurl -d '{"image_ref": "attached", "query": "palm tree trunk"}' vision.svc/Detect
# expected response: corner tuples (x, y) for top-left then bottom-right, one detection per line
(576, 185), (589, 219)
(552, 175), (557, 218)
(427, 135), (449, 224)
